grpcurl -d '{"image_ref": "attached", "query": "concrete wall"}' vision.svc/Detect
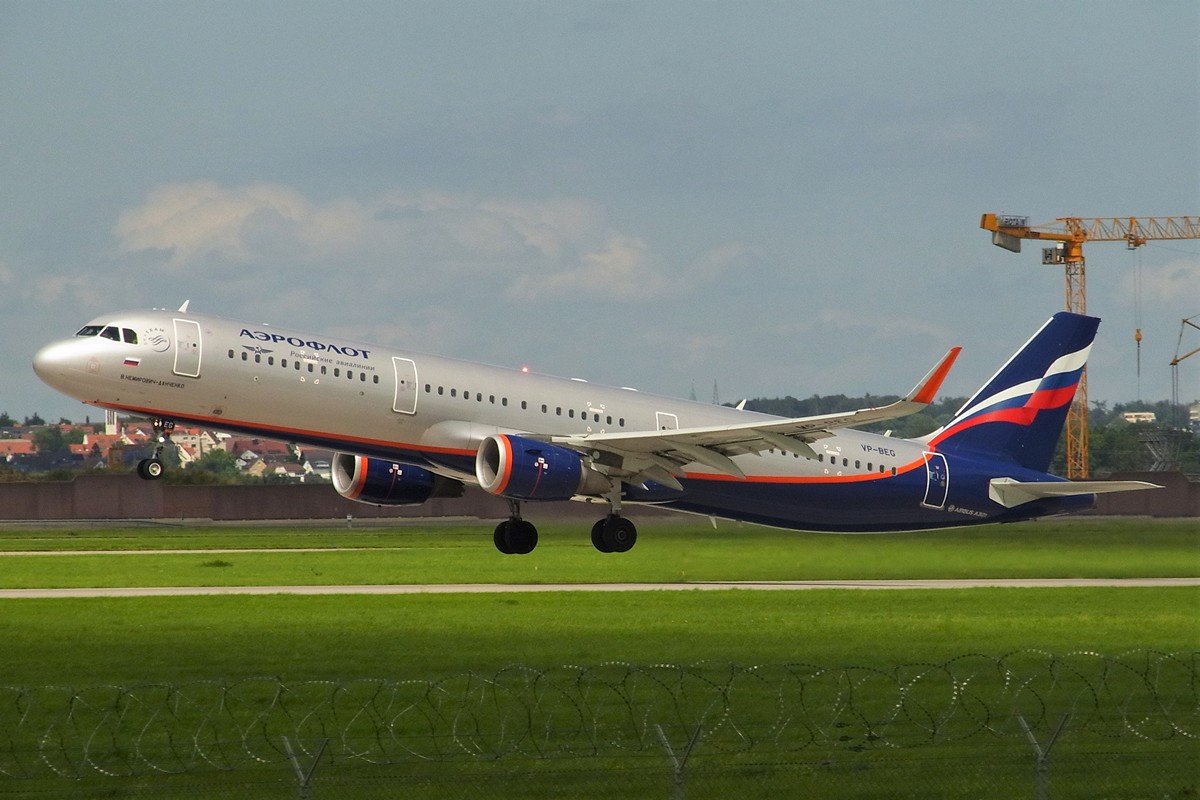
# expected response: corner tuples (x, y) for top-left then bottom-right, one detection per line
(0, 474), (672, 522)
(0, 472), (1192, 521)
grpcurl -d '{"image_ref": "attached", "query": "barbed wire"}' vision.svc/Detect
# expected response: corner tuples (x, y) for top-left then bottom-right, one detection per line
(0, 650), (1193, 779)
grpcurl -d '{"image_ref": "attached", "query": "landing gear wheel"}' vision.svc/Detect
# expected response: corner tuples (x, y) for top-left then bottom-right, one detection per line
(590, 519), (611, 553)
(506, 519), (538, 555)
(136, 458), (165, 481)
(494, 519), (538, 555)
(604, 516), (637, 553)
(593, 515), (637, 553)
(493, 521), (515, 554)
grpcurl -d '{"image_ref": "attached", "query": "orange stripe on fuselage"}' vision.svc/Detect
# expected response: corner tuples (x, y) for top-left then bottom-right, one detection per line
(92, 402), (477, 458)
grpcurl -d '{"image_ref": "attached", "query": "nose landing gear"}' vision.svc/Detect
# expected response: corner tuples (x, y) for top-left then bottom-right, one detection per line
(135, 418), (174, 481)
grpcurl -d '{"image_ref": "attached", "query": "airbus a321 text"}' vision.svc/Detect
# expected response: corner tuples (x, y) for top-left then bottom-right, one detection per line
(33, 305), (1156, 554)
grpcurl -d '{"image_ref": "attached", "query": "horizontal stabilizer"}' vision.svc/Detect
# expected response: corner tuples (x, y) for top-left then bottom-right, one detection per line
(988, 477), (1161, 509)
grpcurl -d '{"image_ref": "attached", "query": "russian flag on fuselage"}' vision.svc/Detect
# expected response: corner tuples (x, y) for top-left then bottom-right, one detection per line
(925, 312), (1098, 472)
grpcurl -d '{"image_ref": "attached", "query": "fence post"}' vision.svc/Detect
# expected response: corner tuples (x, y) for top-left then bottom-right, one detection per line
(283, 736), (329, 800)
(655, 723), (703, 800)
(1017, 714), (1068, 800)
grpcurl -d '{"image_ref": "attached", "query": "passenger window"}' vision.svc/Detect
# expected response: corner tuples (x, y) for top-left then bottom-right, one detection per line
(268, 357), (275, 366)
(321, 365), (327, 375)
(100, 326), (120, 341)
(123, 329), (138, 344)
(502, 398), (508, 407)
(227, 350), (234, 359)
(606, 416), (612, 424)
(334, 368), (340, 377)
(619, 418), (625, 426)
(521, 401), (527, 410)
(489, 395), (495, 404)
(556, 407), (562, 416)
(569, 409), (575, 418)
(255, 354), (261, 363)
(282, 359), (288, 368)
(372, 374), (378, 384)
(437, 386), (443, 395)
(541, 404), (548, 413)
(855, 460), (861, 469)
(450, 388), (455, 397)
(242, 352), (248, 361)
(476, 392), (482, 401)
(425, 384), (431, 392)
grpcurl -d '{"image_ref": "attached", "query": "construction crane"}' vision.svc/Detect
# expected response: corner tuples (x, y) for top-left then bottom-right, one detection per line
(980, 214), (1200, 478)
(1171, 315), (1200, 429)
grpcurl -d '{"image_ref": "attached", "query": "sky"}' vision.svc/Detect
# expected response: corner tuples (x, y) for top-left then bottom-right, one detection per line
(2, 1), (1198, 423)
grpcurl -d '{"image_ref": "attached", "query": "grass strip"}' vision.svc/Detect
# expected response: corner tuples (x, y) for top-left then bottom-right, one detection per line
(0, 588), (1193, 686)
(0, 519), (1195, 588)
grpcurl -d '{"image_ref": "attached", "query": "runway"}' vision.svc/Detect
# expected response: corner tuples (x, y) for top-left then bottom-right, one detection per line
(0, 578), (1195, 598)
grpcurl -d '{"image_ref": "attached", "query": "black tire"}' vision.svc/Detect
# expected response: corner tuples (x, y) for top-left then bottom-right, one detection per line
(137, 458), (164, 481)
(601, 516), (637, 553)
(591, 518), (612, 553)
(493, 521), (514, 554)
(506, 519), (538, 555)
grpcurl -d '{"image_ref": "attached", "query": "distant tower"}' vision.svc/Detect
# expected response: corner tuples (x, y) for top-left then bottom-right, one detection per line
(105, 409), (119, 435)
(712, 380), (719, 406)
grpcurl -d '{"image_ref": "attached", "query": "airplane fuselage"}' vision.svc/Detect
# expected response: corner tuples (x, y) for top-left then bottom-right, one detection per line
(33, 308), (1089, 535)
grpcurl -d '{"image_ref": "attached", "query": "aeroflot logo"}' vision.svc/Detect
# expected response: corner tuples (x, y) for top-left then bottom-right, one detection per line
(239, 329), (372, 359)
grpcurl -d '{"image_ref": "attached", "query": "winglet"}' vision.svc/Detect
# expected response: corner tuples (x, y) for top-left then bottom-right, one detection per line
(178, 300), (191, 313)
(906, 346), (961, 405)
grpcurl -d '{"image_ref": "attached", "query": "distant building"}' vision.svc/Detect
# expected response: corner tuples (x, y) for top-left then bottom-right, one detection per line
(0, 439), (35, 459)
(1122, 412), (1157, 424)
(300, 448), (333, 481)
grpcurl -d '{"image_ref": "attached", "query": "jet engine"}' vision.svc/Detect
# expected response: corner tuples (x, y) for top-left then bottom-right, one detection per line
(332, 453), (464, 506)
(475, 434), (611, 501)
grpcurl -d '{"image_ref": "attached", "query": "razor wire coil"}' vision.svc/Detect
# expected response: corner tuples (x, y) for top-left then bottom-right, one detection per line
(0, 650), (1193, 780)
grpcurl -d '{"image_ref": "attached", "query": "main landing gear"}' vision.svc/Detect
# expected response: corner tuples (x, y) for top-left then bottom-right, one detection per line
(491, 499), (639, 555)
(494, 500), (538, 555)
(135, 418), (174, 481)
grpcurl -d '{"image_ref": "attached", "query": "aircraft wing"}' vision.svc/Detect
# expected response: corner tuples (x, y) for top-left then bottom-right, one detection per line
(552, 346), (961, 489)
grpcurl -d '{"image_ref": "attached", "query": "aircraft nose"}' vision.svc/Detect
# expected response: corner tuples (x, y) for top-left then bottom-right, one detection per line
(32, 341), (76, 387)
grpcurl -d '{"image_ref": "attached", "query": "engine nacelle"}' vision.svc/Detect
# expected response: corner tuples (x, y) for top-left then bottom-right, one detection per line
(332, 453), (464, 506)
(475, 434), (612, 501)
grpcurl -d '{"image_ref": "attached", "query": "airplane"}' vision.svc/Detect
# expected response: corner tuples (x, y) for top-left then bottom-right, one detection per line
(32, 305), (1156, 554)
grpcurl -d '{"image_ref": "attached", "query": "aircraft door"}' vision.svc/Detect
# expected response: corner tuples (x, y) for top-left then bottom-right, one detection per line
(392, 357), (418, 414)
(655, 411), (679, 431)
(921, 452), (949, 509)
(172, 319), (202, 378)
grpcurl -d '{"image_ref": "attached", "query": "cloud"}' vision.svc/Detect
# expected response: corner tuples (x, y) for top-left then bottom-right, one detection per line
(114, 181), (743, 304)
(1125, 257), (1200, 303)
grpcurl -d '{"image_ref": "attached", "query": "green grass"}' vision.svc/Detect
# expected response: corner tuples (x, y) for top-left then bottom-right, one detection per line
(0, 519), (1195, 588)
(0, 588), (1194, 686)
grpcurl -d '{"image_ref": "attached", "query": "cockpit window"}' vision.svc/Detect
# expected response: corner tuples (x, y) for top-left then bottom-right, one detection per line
(99, 326), (120, 341)
(76, 325), (103, 337)
(122, 328), (138, 344)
